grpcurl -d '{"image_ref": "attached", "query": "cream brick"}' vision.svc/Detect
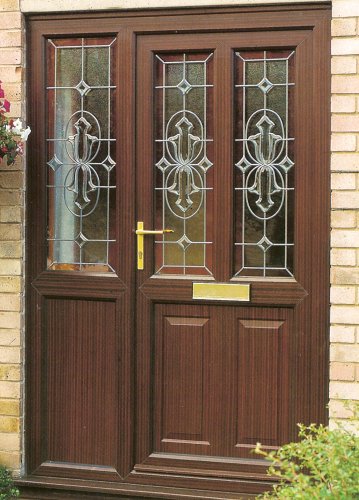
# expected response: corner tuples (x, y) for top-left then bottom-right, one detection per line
(0, 364), (20, 381)
(0, 208), (21, 223)
(331, 172), (356, 189)
(0, 399), (19, 416)
(332, 18), (357, 37)
(0, 451), (20, 469)
(329, 418), (359, 433)
(332, 37), (359, 56)
(357, 365), (359, 380)
(331, 305), (359, 323)
(332, 191), (359, 208)
(331, 285), (356, 303)
(332, 55), (357, 74)
(331, 152), (359, 171)
(0, 242), (21, 259)
(0, 277), (21, 293)
(329, 381), (359, 399)
(330, 325), (356, 342)
(0, 173), (22, 191)
(331, 210), (356, 228)
(0, 382), (20, 399)
(0, 225), (21, 241)
(0, 260), (21, 276)
(332, 114), (359, 132)
(0, 48), (21, 65)
(0, 415), (20, 432)
(331, 229), (359, 248)
(332, 74), (359, 93)
(333, 1), (359, 18)
(331, 343), (359, 363)
(0, 346), (20, 363)
(0, 30), (21, 48)
(7, 101), (21, 118)
(0, 312), (20, 329)
(332, 267), (359, 285)
(331, 133), (356, 151)
(331, 248), (357, 266)
(0, 12), (21, 29)
(0, 0), (19, 11)
(0, 311), (20, 328)
(330, 362), (356, 380)
(331, 95), (356, 112)
(0, 433), (20, 452)
(0, 65), (22, 82)
(0, 82), (22, 101)
(0, 191), (22, 207)
(0, 295), (20, 312)
(329, 399), (355, 419)
(0, 330), (20, 348)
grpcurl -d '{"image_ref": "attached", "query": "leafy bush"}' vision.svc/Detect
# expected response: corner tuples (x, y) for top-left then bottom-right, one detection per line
(0, 466), (19, 500)
(255, 403), (359, 499)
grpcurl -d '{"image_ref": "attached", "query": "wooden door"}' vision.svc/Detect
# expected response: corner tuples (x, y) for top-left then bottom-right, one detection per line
(24, 5), (330, 499)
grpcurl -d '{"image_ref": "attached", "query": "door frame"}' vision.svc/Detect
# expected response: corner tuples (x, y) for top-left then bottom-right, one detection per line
(20, 4), (331, 499)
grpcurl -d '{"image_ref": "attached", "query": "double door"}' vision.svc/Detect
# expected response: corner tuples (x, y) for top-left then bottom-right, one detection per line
(25, 5), (330, 498)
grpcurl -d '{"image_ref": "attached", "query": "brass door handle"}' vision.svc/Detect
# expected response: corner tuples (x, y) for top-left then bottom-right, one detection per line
(136, 221), (174, 270)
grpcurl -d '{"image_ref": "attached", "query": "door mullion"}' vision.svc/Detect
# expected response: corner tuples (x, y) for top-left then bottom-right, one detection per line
(213, 44), (233, 282)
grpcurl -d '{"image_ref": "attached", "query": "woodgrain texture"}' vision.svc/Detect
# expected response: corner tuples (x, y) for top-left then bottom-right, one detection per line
(23, 3), (331, 498)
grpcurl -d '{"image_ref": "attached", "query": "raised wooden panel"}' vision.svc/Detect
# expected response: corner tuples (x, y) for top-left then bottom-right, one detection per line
(236, 319), (283, 445)
(232, 310), (291, 457)
(154, 305), (212, 453)
(45, 298), (119, 468)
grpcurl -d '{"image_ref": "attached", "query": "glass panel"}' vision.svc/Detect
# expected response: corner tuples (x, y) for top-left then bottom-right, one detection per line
(234, 50), (295, 277)
(46, 37), (116, 272)
(154, 52), (214, 276)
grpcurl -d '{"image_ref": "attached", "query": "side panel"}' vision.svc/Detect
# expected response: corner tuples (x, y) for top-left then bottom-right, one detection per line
(45, 298), (118, 466)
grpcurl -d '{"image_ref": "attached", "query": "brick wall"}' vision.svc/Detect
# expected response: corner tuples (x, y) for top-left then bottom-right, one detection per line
(0, 0), (23, 472)
(0, 0), (358, 474)
(330, 0), (359, 424)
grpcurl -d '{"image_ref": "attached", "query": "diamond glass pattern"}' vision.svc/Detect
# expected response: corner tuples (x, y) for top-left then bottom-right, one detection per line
(46, 37), (116, 272)
(155, 53), (214, 276)
(235, 50), (295, 277)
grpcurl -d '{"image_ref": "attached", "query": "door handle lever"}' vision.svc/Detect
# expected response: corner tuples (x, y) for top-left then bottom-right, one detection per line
(136, 221), (174, 270)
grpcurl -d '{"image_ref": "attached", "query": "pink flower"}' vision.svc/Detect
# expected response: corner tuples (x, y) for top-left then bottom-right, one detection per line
(3, 100), (10, 112)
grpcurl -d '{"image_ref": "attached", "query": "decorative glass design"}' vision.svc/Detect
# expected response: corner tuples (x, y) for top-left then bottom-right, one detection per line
(46, 37), (116, 271)
(234, 50), (295, 277)
(154, 53), (214, 275)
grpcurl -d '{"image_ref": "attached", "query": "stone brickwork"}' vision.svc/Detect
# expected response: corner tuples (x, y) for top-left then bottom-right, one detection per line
(0, 0), (358, 474)
(0, 0), (23, 472)
(330, 0), (359, 425)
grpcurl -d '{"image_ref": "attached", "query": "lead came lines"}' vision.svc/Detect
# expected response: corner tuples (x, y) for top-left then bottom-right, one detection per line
(46, 38), (116, 271)
(155, 53), (213, 275)
(235, 50), (295, 277)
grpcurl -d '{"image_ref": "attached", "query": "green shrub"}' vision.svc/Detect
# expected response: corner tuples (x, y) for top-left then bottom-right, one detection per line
(0, 466), (19, 500)
(254, 403), (359, 499)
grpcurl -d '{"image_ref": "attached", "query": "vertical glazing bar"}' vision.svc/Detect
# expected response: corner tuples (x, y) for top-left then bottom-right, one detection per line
(242, 58), (246, 273)
(182, 53), (186, 275)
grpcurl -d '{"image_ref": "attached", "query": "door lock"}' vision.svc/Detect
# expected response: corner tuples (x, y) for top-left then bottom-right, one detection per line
(136, 221), (174, 270)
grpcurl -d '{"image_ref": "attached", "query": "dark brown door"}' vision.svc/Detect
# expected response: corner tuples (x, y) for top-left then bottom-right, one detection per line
(24, 5), (330, 499)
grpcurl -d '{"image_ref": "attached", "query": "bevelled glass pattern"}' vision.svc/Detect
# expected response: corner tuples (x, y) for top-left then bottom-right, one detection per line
(154, 53), (214, 276)
(46, 37), (116, 272)
(234, 50), (295, 277)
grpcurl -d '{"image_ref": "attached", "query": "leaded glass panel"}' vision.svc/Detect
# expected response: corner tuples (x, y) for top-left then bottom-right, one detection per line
(154, 53), (214, 276)
(46, 37), (116, 272)
(234, 50), (295, 277)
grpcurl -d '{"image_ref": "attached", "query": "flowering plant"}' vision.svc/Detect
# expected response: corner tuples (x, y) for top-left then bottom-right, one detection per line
(0, 81), (30, 166)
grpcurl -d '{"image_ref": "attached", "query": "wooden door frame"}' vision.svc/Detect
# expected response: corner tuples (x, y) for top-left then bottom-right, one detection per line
(20, 3), (331, 499)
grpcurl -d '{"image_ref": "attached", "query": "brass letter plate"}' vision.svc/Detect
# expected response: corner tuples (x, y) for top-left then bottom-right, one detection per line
(193, 283), (250, 301)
